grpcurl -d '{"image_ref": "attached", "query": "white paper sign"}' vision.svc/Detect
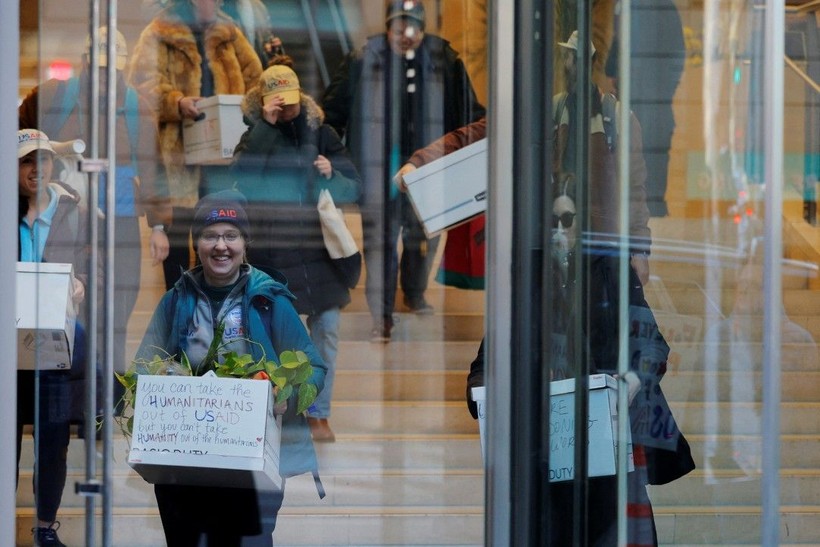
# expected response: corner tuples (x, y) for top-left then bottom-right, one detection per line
(548, 374), (633, 482)
(130, 374), (269, 457)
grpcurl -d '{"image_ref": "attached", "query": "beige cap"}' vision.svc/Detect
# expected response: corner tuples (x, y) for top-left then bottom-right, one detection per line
(85, 27), (128, 71)
(260, 65), (301, 106)
(18, 129), (55, 159)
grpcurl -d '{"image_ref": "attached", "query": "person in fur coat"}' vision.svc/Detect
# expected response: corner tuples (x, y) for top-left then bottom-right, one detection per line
(232, 55), (362, 443)
(128, 0), (262, 289)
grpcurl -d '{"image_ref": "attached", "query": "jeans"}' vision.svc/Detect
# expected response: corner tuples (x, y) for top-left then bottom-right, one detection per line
(305, 307), (340, 418)
(363, 193), (439, 322)
(16, 370), (71, 523)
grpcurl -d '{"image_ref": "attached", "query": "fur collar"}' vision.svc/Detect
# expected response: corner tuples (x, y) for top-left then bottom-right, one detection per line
(149, 7), (242, 50)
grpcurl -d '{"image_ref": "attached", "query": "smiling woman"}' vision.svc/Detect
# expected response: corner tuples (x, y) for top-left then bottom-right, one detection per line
(191, 191), (251, 287)
(133, 189), (328, 545)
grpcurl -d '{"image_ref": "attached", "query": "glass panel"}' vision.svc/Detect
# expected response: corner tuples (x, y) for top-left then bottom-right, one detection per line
(529, 0), (812, 544)
(16, 0), (816, 544)
(17, 0), (488, 544)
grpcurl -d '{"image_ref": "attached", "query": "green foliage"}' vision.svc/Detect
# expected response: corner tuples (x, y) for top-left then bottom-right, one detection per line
(115, 331), (318, 439)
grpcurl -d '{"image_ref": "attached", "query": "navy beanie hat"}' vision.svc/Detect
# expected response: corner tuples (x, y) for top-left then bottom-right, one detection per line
(192, 190), (251, 240)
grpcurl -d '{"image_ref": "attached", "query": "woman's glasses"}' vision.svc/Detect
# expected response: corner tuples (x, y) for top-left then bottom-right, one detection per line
(199, 230), (242, 244)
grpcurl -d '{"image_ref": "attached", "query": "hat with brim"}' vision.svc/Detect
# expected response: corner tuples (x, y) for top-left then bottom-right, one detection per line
(18, 129), (55, 159)
(557, 30), (596, 57)
(261, 65), (301, 106)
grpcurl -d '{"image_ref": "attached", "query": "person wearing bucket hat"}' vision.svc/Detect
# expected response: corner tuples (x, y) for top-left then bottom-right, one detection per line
(16, 128), (97, 547)
(20, 25), (172, 418)
(135, 188), (328, 545)
(233, 54), (362, 443)
(322, 0), (485, 341)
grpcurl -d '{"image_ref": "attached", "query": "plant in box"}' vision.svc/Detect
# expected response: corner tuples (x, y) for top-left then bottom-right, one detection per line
(115, 323), (317, 437)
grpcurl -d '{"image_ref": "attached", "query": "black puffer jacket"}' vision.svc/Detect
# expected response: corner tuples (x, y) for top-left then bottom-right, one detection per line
(232, 93), (361, 315)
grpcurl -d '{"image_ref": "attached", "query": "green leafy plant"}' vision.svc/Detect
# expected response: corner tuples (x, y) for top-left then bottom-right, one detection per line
(115, 324), (317, 437)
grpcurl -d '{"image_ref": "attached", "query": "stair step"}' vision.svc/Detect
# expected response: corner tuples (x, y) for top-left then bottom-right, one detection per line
(127, 310), (485, 344)
(649, 470), (820, 507)
(660, 371), (820, 402)
(17, 468), (485, 510)
(16, 505), (485, 546)
(653, 506), (820, 545)
(19, 436), (485, 473)
(671, 402), (820, 435)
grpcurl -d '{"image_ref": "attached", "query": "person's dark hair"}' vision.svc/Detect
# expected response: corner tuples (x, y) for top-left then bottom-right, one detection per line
(267, 53), (295, 70)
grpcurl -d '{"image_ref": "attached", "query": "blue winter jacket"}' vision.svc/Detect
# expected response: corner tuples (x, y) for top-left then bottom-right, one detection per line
(135, 264), (327, 481)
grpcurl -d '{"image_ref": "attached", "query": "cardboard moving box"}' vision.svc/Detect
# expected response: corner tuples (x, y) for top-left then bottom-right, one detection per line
(403, 138), (487, 237)
(16, 262), (76, 370)
(128, 374), (282, 491)
(473, 375), (633, 481)
(549, 374), (633, 481)
(183, 95), (245, 165)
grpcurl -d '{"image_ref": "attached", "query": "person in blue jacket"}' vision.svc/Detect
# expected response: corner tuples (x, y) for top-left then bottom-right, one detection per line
(134, 190), (327, 546)
(232, 55), (361, 443)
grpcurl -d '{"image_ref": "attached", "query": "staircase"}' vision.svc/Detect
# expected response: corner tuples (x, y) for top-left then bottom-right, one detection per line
(16, 211), (820, 545)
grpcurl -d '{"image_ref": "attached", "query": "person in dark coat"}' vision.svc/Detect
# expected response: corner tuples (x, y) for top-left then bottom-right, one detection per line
(321, 0), (486, 341)
(232, 55), (361, 442)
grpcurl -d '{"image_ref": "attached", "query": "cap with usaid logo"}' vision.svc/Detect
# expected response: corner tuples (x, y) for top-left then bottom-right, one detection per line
(261, 64), (301, 106)
(18, 129), (55, 159)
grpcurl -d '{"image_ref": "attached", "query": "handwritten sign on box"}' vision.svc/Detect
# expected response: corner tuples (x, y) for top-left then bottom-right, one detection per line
(472, 376), (633, 481)
(548, 374), (633, 482)
(128, 374), (281, 490)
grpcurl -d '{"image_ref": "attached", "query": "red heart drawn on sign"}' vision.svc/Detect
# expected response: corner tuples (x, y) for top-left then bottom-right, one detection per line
(256, 437), (263, 442)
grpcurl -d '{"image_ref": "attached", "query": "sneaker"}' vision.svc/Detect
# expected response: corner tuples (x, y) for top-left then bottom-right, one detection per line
(370, 316), (394, 343)
(370, 324), (392, 343)
(33, 521), (66, 547)
(307, 417), (336, 442)
(404, 296), (435, 315)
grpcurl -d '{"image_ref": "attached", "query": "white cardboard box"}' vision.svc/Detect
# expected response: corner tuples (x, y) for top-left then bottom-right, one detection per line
(471, 386), (487, 460)
(403, 138), (487, 237)
(473, 375), (633, 481)
(549, 374), (633, 481)
(183, 94), (245, 165)
(127, 374), (282, 491)
(16, 262), (76, 370)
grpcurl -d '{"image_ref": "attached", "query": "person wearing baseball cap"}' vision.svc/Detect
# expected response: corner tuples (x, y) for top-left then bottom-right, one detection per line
(234, 53), (363, 444)
(260, 63), (301, 107)
(17, 127), (94, 547)
(385, 0), (426, 28)
(17, 128), (56, 159)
